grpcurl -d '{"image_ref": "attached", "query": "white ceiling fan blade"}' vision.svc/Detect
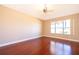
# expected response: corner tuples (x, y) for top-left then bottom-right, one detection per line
(46, 10), (53, 12)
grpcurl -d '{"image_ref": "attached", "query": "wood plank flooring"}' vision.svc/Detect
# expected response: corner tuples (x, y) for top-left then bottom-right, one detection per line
(0, 37), (79, 55)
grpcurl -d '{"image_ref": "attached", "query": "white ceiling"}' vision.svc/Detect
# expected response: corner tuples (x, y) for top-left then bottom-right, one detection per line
(3, 4), (79, 20)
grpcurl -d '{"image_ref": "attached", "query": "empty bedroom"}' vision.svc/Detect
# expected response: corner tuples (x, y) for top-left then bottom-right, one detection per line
(0, 4), (79, 55)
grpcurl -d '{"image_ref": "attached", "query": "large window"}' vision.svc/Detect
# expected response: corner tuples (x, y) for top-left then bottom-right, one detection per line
(51, 19), (71, 34)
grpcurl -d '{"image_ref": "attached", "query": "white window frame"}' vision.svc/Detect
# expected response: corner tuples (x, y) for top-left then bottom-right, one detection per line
(51, 19), (71, 35)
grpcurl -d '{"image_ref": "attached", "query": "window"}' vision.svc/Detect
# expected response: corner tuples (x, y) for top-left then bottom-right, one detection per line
(51, 19), (71, 34)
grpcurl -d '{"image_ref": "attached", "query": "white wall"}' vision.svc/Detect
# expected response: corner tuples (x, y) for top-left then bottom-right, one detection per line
(0, 5), (42, 45)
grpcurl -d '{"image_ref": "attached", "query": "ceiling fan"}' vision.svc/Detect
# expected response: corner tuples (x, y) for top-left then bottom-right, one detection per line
(43, 4), (53, 14)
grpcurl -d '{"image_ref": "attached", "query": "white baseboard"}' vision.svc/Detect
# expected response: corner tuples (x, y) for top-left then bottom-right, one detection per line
(42, 35), (79, 43)
(0, 36), (42, 47)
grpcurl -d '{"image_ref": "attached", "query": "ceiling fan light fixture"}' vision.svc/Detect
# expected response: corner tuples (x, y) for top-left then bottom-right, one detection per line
(43, 4), (47, 13)
(43, 4), (53, 14)
(43, 8), (47, 13)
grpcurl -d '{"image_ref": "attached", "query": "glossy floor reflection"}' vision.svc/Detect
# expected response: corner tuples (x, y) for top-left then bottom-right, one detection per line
(0, 37), (79, 55)
(50, 41), (71, 55)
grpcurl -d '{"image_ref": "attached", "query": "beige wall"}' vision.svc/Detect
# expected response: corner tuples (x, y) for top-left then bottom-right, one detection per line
(0, 5), (42, 44)
(42, 13), (79, 40)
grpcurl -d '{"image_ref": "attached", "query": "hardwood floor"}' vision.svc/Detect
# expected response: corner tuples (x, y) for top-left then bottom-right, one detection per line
(0, 37), (79, 55)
